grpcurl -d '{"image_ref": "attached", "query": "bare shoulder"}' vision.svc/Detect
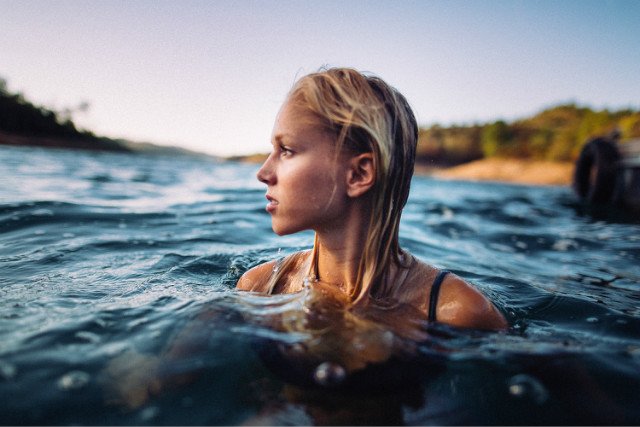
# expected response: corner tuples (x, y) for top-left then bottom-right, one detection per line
(400, 257), (507, 330)
(437, 273), (508, 330)
(236, 250), (312, 294)
(236, 260), (277, 293)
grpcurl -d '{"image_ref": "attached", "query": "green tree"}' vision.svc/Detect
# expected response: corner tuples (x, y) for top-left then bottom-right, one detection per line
(482, 120), (513, 157)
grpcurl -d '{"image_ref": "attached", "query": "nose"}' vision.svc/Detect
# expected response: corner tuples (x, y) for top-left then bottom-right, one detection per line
(256, 153), (275, 185)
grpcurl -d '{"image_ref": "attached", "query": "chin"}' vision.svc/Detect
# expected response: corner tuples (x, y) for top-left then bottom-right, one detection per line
(272, 227), (298, 236)
(271, 223), (292, 236)
(271, 221), (306, 237)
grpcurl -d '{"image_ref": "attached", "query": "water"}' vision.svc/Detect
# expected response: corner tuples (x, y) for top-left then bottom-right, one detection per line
(1, 145), (639, 425)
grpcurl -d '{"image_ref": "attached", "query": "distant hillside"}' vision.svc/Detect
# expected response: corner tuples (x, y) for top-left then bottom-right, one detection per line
(0, 77), (131, 152)
(0, 78), (215, 158)
(4, 76), (638, 164)
(120, 140), (218, 159)
(418, 103), (640, 166)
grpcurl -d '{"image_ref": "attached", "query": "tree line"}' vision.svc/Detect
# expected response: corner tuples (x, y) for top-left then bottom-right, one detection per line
(0, 77), (133, 152)
(0, 77), (99, 140)
(417, 104), (640, 165)
(2, 76), (639, 161)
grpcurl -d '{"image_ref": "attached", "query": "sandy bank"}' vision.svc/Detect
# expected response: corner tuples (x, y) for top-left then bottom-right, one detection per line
(431, 158), (574, 187)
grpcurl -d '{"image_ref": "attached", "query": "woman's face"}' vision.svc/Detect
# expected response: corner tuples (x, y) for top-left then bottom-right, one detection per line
(257, 100), (351, 236)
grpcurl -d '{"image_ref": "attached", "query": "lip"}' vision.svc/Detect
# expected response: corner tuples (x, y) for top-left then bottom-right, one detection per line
(265, 194), (278, 213)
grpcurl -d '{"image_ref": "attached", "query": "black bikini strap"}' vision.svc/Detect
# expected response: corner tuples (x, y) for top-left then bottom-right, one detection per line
(428, 270), (449, 323)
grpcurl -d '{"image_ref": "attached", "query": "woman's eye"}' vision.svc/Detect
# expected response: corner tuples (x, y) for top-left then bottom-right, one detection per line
(279, 145), (293, 156)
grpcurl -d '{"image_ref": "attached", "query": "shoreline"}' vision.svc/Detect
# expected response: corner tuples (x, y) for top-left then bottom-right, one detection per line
(430, 158), (574, 187)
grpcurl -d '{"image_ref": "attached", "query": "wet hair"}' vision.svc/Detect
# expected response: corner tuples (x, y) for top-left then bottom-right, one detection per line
(267, 67), (418, 303)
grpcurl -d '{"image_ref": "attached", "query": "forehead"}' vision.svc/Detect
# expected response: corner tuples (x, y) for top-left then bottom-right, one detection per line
(276, 98), (335, 135)
(271, 100), (341, 158)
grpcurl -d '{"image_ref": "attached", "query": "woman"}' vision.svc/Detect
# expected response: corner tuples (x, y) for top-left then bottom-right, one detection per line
(237, 68), (507, 330)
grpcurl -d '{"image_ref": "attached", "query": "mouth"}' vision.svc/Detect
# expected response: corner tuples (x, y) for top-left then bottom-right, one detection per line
(265, 195), (278, 213)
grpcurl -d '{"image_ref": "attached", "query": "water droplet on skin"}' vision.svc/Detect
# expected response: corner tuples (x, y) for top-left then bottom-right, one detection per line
(507, 374), (548, 404)
(57, 370), (91, 391)
(313, 362), (346, 387)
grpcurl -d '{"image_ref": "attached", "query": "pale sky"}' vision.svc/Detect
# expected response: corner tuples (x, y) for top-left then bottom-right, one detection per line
(1, 0), (638, 157)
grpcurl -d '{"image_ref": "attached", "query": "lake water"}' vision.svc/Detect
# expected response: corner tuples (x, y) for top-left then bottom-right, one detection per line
(1, 145), (639, 425)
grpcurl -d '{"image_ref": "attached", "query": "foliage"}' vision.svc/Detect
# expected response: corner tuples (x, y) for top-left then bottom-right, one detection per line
(418, 103), (640, 164)
(0, 77), (95, 140)
(417, 124), (483, 166)
(3, 76), (638, 161)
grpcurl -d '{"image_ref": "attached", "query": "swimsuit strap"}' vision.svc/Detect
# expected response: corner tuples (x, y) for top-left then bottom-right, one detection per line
(428, 270), (449, 323)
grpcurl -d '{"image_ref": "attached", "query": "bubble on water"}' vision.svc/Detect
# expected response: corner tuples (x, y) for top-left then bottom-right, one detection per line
(313, 362), (346, 387)
(139, 406), (160, 421)
(57, 370), (91, 391)
(586, 317), (599, 323)
(0, 360), (17, 380)
(507, 374), (548, 404)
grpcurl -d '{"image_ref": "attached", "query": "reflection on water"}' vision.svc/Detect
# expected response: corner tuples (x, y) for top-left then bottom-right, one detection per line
(1, 146), (639, 425)
(242, 280), (434, 387)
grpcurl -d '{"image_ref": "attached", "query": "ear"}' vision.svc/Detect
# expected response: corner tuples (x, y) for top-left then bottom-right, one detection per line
(346, 153), (375, 198)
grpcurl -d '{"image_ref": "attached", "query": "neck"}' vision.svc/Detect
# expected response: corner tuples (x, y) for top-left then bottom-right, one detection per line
(310, 200), (371, 297)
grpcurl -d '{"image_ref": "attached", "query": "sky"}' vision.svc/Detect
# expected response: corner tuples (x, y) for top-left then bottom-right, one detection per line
(1, 0), (639, 157)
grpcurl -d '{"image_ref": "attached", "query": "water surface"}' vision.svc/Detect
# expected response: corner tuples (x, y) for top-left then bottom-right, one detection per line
(1, 146), (639, 425)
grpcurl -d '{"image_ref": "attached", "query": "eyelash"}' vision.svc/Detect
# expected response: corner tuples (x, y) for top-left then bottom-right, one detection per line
(278, 144), (293, 157)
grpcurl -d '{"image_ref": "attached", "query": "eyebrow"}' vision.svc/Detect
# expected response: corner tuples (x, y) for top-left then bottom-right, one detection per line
(272, 133), (291, 145)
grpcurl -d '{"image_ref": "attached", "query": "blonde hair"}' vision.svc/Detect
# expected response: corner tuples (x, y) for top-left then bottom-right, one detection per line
(267, 68), (418, 303)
